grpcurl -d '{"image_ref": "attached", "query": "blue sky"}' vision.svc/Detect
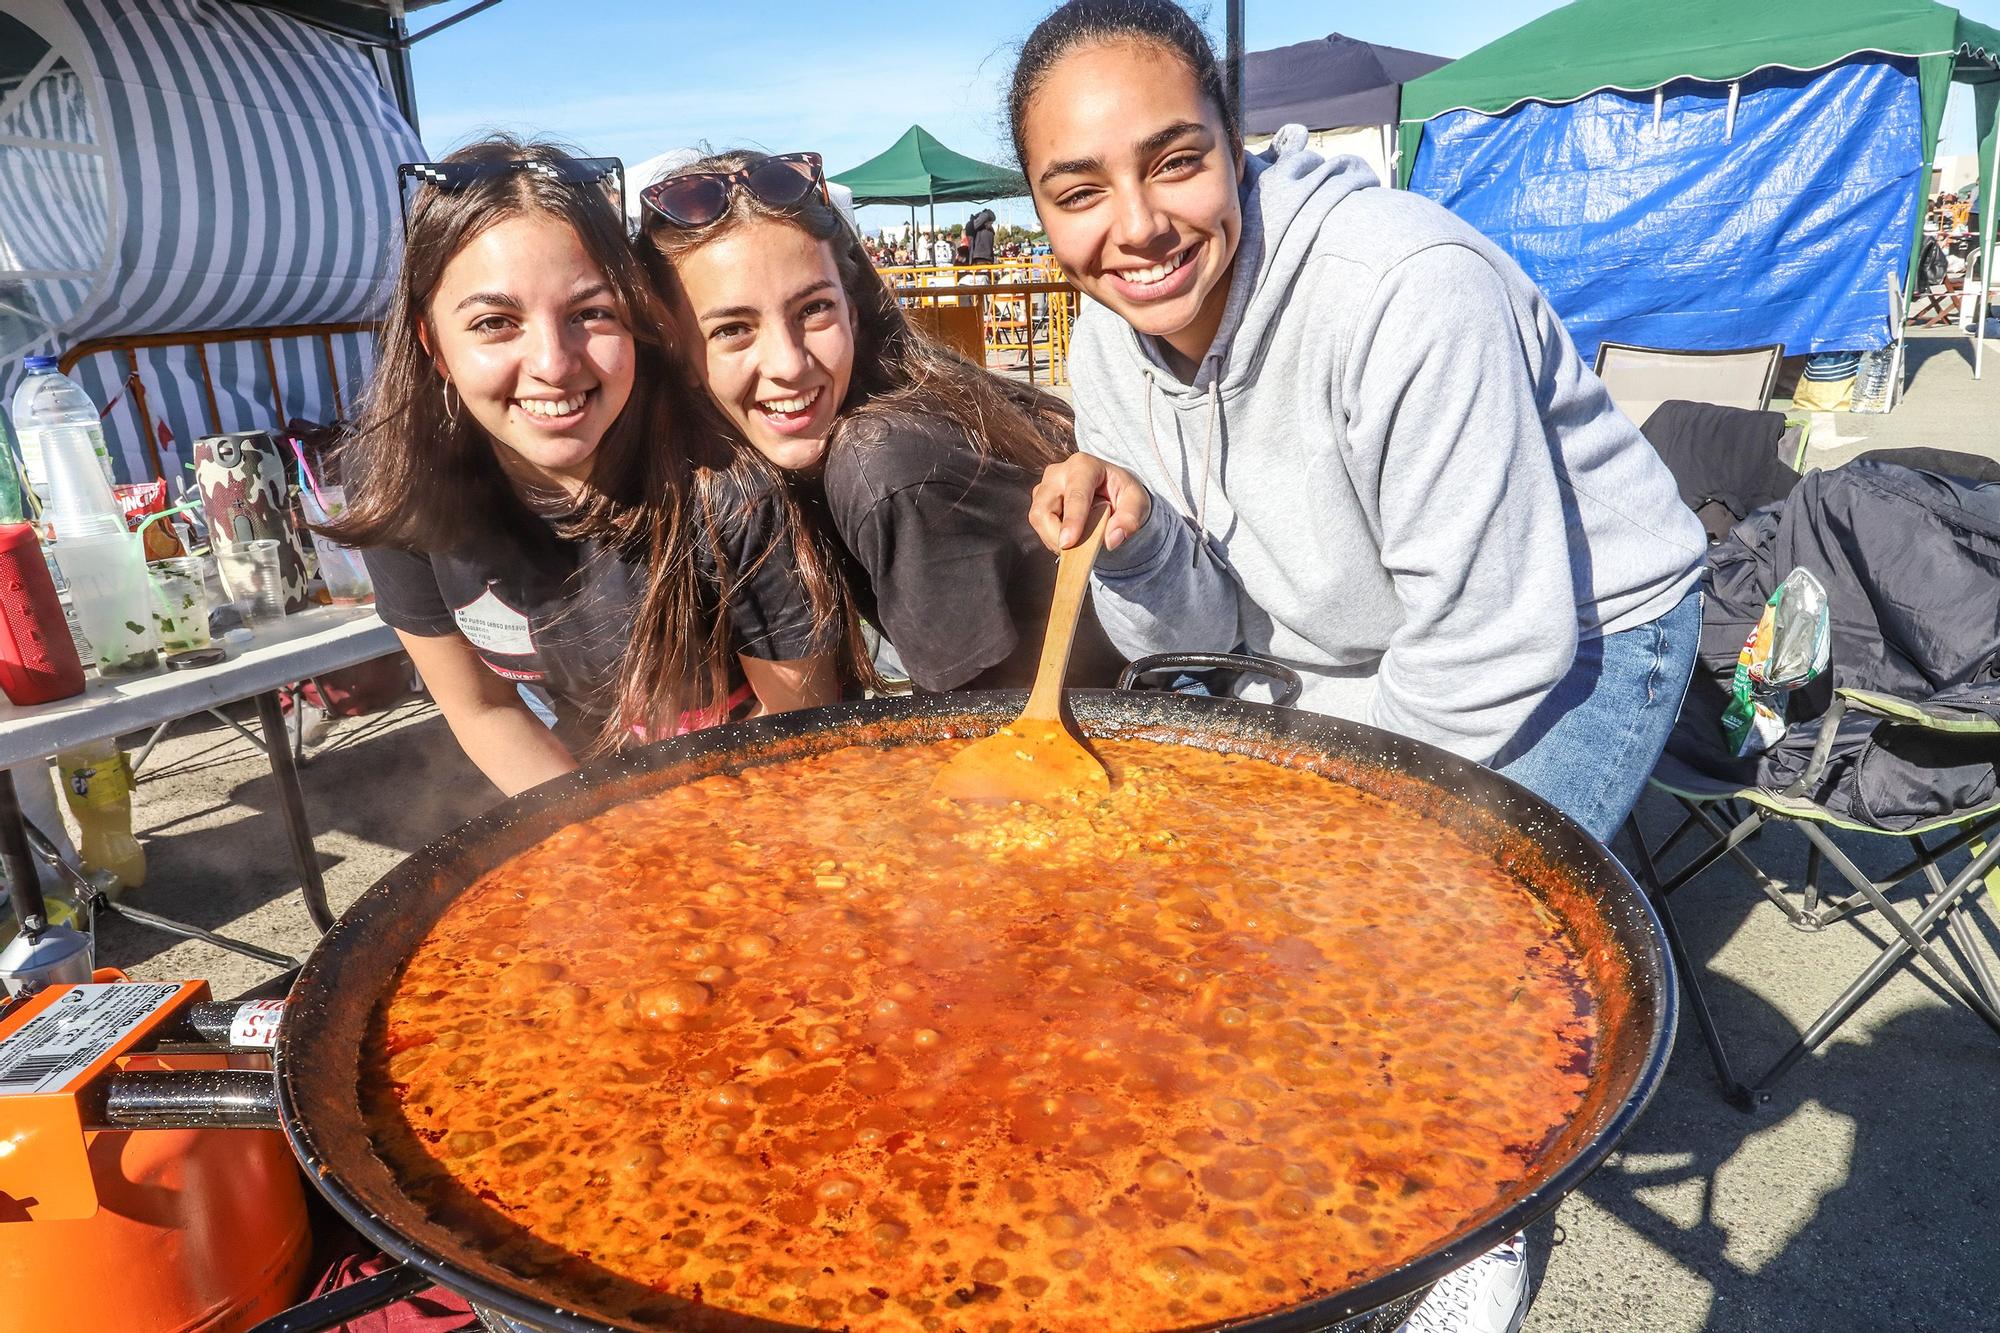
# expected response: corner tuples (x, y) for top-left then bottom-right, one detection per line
(409, 0), (2000, 238)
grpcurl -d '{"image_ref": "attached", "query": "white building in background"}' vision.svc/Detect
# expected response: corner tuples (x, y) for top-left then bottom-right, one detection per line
(1933, 154), (1979, 197)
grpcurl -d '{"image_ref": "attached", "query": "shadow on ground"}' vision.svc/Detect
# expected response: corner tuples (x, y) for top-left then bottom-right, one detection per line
(1526, 791), (2000, 1331)
(96, 698), (491, 977)
(1902, 332), (1976, 379)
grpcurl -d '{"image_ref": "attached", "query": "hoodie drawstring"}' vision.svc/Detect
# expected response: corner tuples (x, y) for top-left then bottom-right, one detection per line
(1141, 369), (1219, 568)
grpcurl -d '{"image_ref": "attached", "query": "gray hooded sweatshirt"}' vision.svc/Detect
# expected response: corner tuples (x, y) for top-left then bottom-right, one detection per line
(1071, 144), (1706, 764)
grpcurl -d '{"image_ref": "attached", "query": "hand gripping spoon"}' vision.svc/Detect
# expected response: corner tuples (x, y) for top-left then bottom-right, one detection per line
(931, 507), (1113, 807)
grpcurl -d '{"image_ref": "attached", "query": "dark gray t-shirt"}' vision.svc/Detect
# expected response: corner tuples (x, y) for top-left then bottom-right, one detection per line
(822, 410), (1124, 693)
(365, 474), (817, 722)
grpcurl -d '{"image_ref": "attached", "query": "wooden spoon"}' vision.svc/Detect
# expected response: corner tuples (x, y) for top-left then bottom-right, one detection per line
(931, 507), (1113, 807)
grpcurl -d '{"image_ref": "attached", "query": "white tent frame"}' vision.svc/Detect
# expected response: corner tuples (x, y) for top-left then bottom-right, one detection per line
(1977, 112), (1998, 379)
(0, 0), (122, 364)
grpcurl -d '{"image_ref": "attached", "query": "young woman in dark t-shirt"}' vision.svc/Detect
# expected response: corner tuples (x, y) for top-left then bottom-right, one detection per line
(322, 136), (838, 796)
(637, 150), (1123, 693)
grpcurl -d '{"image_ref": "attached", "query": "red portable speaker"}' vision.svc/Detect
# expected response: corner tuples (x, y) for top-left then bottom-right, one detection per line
(0, 521), (88, 706)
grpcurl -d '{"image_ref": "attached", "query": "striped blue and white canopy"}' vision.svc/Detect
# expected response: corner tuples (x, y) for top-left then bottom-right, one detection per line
(0, 0), (421, 483)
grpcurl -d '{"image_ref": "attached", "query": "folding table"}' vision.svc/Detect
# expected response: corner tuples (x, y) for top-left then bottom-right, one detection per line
(0, 605), (399, 967)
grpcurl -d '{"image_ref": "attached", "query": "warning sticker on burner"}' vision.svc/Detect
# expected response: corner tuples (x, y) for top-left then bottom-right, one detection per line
(0, 983), (181, 1096)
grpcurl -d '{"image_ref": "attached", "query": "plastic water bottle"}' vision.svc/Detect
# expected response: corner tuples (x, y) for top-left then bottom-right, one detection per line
(9, 356), (116, 494)
(57, 738), (145, 894)
(1851, 347), (1895, 414)
(13, 354), (158, 674)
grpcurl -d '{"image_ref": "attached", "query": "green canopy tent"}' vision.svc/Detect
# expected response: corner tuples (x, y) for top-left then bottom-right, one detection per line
(831, 125), (1027, 255)
(1395, 0), (2000, 374)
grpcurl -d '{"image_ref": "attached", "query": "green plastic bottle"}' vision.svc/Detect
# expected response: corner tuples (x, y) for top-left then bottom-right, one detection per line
(0, 406), (27, 524)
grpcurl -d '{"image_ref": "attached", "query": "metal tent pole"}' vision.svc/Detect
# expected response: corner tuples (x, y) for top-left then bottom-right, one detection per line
(1225, 0), (1245, 126)
(1889, 266), (1909, 410)
(0, 771), (47, 935)
(1980, 109), (1998, 381)
(380, 0), (509, 138)
(406, 0), (509, 44)
(384, 1), (420, 136)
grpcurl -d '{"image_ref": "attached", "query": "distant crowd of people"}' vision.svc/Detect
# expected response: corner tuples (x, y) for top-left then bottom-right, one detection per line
(860, 208), (1043, 269)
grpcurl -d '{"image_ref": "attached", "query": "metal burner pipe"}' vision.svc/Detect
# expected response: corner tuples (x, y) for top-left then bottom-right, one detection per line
(88, 1068), (281, 1130)
(148, 999), (288, 1050)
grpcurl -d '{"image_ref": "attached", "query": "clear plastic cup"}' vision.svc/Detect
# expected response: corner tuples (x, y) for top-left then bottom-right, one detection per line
(299, 485), (373, 604)
(54, 529), (160, 675)
(216, 539), (285, 625)
(147, 556), (212, 652)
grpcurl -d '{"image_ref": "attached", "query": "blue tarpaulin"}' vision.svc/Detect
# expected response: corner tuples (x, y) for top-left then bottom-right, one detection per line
(1407, 57), (1925, 362)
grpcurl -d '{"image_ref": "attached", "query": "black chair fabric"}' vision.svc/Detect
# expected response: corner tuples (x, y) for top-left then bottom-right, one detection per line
(1638, 399), (1799, 543)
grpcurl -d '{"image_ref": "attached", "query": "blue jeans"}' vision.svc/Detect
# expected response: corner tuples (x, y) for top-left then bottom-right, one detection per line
(1494, 589), (1703, 843)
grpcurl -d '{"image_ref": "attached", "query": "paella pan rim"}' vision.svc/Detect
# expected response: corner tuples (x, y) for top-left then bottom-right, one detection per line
(274, 689), (1680, 1333)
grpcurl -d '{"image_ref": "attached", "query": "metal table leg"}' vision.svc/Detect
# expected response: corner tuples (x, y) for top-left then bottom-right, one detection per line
(103, 898), (298, 968)
(11, 784), (302, 972)
(255, 690), (333, 933)
(0, 769), (48, 931)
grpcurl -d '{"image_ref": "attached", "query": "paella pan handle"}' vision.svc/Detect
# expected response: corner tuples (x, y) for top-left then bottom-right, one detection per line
(245, 1260), (433, 1333)
(1116, 652), (1304, 708)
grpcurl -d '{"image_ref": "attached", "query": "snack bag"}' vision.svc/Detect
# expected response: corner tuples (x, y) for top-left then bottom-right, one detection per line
(1721, 567), (1831, 758)
(114, 480), (187, 559)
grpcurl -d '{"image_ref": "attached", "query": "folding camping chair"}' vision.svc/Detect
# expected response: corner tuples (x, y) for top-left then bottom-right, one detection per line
(1627, 699), (2000, 1111)
(1907, 282), (1962, 328)
(1622, 458), (2000, 1110)
(1593, 341), (1784, 428)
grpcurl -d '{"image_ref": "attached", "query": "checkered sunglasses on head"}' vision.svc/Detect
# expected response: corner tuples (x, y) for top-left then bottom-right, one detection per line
(396, 156), (625, 234)
(639, 152), (827, 228)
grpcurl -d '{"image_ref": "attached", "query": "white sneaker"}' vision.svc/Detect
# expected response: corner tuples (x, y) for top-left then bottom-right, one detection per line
(1396, 1233), (1530, 1333)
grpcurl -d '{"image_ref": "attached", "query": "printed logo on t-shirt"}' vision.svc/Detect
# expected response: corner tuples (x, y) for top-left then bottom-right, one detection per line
(453, 586), (537, 657)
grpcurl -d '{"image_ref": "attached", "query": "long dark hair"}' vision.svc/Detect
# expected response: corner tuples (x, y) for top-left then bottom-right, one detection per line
(635, 149), (1075, 707)
(1007, 0), (1240, 173)
(326, 134), (692, 553)
(324, 134), (739, 750)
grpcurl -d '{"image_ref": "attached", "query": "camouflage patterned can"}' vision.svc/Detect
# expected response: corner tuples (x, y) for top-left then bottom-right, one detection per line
(192, 432), (311, 614)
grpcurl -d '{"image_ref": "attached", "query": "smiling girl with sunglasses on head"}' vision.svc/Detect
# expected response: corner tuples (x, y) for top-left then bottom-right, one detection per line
(323, 135), (835, 796)
(637, 148), (1124, 697)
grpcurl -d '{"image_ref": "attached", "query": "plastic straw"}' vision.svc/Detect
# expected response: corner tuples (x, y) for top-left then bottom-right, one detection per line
(135, 501), (200, 544)
(289, 436), (328, 511)
(172, 481), (210, 555)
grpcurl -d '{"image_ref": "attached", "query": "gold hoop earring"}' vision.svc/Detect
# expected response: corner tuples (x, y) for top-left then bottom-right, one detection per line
(441, 379), (460, 428)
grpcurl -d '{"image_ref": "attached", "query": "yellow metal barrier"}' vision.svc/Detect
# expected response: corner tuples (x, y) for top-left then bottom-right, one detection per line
(881, 267), (1078, 386)
(875, 259), (1065, 289)
(59, 320), (378, 480)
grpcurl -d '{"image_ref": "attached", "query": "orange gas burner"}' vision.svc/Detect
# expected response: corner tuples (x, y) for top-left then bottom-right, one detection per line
(0, 975), (311, 1333)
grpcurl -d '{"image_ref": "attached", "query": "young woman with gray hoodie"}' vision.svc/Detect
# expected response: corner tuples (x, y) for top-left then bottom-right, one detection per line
(1012, 0), (1707, 856)
(1014, 12), (1704, 1327)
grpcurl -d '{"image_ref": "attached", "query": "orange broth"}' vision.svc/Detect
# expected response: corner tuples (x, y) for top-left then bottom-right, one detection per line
(362, 737), (1596, 1331)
